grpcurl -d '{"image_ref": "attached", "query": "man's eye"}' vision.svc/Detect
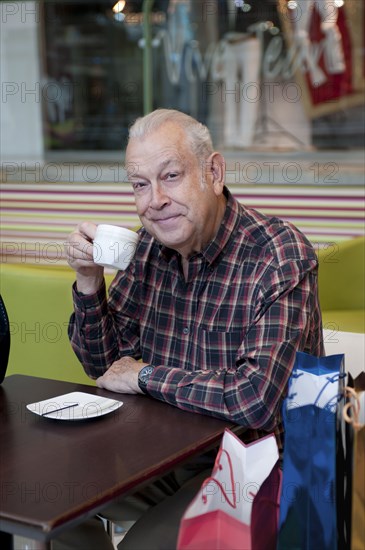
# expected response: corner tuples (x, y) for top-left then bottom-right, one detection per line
(132, 181), (147, 190)
(166, 172), (179, 180)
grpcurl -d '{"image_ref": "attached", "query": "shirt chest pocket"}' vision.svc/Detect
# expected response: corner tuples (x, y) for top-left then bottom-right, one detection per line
(194, 328), (242, 371)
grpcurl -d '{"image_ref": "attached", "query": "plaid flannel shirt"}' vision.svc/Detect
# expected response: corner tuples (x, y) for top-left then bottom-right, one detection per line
(69, 187), (323, 447)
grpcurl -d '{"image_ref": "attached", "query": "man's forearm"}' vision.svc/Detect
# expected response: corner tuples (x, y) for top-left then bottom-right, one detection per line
(68, 281), (120, 378)
(75, 271), (104, 295)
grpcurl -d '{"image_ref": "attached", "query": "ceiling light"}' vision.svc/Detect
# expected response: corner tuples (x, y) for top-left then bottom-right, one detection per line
(112, 1), (126, 14)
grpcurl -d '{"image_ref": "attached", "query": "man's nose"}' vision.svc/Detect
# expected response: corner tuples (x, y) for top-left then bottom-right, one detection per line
(149, 182), (170, 210)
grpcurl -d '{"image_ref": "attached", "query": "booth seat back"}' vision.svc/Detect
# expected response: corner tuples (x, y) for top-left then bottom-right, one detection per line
(317, 236), (365, 333)
(2, 236), (364, 383)
(1, 263), (113, 384)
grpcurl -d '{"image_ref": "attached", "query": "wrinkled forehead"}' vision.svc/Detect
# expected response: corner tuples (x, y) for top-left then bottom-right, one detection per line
(125, 125), (197, 177)
(127, 121), (184, 153)
(125, 145), (186, 178)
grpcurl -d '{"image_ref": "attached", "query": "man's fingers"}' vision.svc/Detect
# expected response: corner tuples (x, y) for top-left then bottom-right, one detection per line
(65, 235), (93, 261)
(64, 222), (98, 265)
(78, 221), (98, 242)
(95, 376), (105, 389)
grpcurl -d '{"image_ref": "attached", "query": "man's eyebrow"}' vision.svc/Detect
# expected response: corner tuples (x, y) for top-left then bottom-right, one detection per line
(158, 158), (182, 171)
(125, 161), (143, 180)
(126, 157), (182, 179)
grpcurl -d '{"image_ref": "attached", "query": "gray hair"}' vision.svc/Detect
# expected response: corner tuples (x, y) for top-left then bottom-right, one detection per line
(128, 109), (214, 161)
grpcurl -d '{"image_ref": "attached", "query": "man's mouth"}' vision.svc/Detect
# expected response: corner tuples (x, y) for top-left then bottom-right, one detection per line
(152, 215), (181, 225)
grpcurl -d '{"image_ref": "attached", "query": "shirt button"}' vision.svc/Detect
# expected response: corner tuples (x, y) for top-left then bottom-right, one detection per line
(183, 327), (189, 335)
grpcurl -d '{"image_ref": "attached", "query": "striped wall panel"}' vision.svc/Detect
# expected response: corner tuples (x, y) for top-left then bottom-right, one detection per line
(1, 182), (364, 265)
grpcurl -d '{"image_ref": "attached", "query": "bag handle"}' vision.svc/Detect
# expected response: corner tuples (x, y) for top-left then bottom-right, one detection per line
(343, 386), (362, 430)
(286, 371), (346, 413)
(200, 448), (237, 509)
(313, 372), (346, 409)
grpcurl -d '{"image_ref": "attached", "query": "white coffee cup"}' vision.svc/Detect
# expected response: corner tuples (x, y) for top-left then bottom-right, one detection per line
(93, 224), (139, 270)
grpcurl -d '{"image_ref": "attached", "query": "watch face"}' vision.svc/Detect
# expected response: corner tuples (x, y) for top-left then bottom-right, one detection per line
(138, 366), (155, 390)
(140, 366), (154, 380)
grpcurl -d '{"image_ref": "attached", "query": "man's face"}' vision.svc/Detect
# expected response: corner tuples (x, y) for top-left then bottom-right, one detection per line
(125, 122), (225, 258)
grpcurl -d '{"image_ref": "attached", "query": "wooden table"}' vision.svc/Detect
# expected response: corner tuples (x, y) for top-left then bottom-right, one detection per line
(0, 375), (240, 548)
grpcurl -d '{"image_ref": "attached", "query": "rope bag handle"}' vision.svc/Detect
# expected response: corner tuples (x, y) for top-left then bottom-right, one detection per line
(343, 386), (362, 430)
(200, 448), (237, 509)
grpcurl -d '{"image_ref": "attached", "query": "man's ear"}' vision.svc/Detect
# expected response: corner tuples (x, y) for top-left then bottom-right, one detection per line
(208, 152), (225, 196)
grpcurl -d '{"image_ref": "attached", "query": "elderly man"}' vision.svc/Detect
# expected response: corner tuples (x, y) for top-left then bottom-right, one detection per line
(62, 109), (323, 549)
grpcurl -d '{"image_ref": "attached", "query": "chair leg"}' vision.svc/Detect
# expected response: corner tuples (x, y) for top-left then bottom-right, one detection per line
(105, 519), (114, 539)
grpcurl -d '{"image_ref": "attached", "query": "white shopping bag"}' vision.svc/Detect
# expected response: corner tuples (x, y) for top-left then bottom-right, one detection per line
(177, 429), (281, 550)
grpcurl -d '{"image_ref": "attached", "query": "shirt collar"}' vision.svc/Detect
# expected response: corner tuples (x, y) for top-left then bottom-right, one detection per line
(158, 186), (241, 265)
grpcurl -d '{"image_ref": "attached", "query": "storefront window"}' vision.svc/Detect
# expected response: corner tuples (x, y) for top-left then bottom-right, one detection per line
(41, 0), (364, 152)
(42, 0), (147, 150)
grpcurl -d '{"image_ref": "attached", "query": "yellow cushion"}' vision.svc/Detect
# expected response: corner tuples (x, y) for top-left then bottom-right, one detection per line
(322, 310), (365, 334)
(317, 237), (365, 333)
(317, 237), (365, 312)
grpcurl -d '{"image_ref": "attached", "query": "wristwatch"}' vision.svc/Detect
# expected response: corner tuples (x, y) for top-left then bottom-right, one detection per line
(138, 364), (156, 394)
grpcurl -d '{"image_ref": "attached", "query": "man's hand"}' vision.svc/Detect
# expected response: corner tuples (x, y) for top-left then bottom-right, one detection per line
(65, 222), (104, 294)
(96, 357), (148, 394)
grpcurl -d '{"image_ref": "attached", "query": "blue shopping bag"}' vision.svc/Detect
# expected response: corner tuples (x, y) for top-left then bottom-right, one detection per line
(277, 351), (346, 550)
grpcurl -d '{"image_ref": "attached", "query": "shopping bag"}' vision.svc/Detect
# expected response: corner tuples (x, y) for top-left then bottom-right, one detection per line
(337, 373), (354, 550)
(343, 373), (365, 550)
(277, 351), (346, 550)
(177, 428), (281, 550)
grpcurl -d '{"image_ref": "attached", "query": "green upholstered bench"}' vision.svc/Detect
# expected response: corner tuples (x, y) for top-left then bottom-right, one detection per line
(0, 263), (113, 384)
(1, 236), (363, 383)
(317, 237), (365, 334)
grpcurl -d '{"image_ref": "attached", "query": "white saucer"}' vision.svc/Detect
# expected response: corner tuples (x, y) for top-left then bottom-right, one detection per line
(27, 391), (123, 421)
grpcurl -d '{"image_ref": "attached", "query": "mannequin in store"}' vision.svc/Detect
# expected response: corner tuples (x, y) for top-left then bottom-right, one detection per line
(215, 0), (264, 148)
(164, 0), (193, 112)
(293, 0), (345, 86)
(220, 30), (261, 148)
(216, 0), (315, 150)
